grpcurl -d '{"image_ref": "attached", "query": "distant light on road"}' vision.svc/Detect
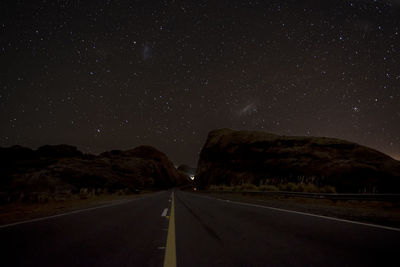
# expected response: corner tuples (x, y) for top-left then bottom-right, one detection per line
(190, 175), (195, 180)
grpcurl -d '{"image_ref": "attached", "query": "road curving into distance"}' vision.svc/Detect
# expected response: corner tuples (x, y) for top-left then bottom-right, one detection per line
(1, 190), (399, 266)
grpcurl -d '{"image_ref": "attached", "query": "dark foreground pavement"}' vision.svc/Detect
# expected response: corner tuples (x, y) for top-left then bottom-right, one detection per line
(175, 191), (400, 267)
(1, 190), (399, 266)
(1, 191), (171, 267)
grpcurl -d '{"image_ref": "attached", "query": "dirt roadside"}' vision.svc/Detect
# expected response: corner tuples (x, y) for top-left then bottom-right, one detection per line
(199, 191), (400, 228)
(0, 191), (158, 226)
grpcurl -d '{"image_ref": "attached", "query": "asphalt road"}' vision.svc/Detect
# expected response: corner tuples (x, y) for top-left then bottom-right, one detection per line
(175, 191), (399, 267)
(1, 191), (171, 267)
(1, 190), (399, 267)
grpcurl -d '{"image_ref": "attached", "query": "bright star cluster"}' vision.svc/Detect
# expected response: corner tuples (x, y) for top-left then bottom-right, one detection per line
(1, 0), (399, 164)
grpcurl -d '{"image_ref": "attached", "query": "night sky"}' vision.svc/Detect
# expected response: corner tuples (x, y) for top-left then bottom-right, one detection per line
(1, 0), (399, 166)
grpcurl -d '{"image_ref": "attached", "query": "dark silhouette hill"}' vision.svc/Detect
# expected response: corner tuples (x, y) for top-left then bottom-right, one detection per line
(0, 145), (188, 203)
(196, 129), (400, 193)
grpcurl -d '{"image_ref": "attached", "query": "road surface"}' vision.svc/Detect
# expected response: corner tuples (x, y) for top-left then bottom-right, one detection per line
(1, 192), (169, 267)
(1, 190), (399, 266)
(175, 191), (399, 266)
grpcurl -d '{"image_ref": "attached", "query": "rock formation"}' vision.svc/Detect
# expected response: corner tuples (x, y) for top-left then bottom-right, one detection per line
(196, 129), (400, 193)
(0, 144), (188, 203)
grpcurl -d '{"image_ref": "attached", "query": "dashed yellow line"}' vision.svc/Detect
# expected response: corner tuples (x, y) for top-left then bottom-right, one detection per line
(163, 192), (176, 267)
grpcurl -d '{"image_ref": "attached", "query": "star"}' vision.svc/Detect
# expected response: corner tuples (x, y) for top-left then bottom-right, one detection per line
(0, 0), (398, 165)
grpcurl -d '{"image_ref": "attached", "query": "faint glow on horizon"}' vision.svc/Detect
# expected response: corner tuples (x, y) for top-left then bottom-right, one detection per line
(392, 154), (400, 161)
(238, 103), (257, 116)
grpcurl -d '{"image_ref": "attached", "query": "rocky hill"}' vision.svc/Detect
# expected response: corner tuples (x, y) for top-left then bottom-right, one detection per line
(196, 129), (400, 193)
(0, 145), (188, 203)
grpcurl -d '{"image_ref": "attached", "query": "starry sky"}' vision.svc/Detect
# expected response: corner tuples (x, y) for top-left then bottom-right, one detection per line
(1, 0), (399, 166)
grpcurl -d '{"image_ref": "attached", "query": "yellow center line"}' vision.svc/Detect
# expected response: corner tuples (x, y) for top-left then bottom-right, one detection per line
(163, 192), (176, 267)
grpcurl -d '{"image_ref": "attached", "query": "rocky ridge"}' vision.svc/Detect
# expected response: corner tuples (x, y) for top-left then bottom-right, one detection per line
(0, 145), (188, 203)
(196, 128), (400, 193)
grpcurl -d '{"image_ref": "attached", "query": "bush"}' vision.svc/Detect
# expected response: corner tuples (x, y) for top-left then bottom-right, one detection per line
(298, 183), (319, 193)
(208, 185), (221, 191)
(221, 185), (234, 191)
(232, 185), (241, 191)
(278, 182), (298, 191)
(258, 185), (279, 191)
(79, 188), (89, 199)
(208, 182), (336, 193)
(321, 185), (337, 193)
(239, 183), (258, 191)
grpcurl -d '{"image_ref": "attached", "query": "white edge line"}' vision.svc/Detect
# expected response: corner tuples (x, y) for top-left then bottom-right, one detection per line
(189, 192), (400, 232)
(0, 192), (161, 229)
(161, 208), (168, 217)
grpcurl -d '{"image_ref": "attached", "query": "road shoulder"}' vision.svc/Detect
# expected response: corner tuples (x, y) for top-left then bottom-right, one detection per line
(192, 191), (400, 229)
(0, 191), (160, 226)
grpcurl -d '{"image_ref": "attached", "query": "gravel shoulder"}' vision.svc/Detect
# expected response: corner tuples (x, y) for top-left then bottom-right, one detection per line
(0, 191), (157, 226)
(199, 191), (400, 228)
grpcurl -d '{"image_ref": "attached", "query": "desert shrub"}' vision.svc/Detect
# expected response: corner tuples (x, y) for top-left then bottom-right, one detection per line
(277, 183), (287, 191)
(232, 185), (241, 191)
(257, 185), (267, 191)
(239, 183), (258, 191)
(278, 182), (298, 191)
(106, 181), (127, 193)
(221, 185), (234, 191)
(321, 185), (337, 193)
(36, 192), (50, 203)
(287, 182), (299, 191)
(208, 185), (222, 191)
(117, 189), (129, 195)
(63, 173), (108, 189)
(79, 188), (89, 199)
(274, 182), (337, 193)
(298, 183), (319, 193)
(209, 182), (335, 193)
(258, 184), (279, 191)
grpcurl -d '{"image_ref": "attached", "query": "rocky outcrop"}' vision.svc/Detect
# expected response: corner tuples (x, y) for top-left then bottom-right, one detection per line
(99, 145), (189, 188)
(0, 145), (188, 203)
(196, 129), (400, 193)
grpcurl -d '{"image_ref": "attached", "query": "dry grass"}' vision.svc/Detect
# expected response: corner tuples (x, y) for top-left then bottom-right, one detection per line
(0, 191), (154, 226)
(203, 191), (400, 228)
(208, 183), (336, 193)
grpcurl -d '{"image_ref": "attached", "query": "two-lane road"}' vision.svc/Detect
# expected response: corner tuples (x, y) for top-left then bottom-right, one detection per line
(1, 190), (399, 266)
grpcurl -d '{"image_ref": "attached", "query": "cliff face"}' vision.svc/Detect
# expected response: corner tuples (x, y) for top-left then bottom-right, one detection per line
(99, 145), (188, 188)
(0, 145), (187, 202)
(196, 129), (400, 193)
